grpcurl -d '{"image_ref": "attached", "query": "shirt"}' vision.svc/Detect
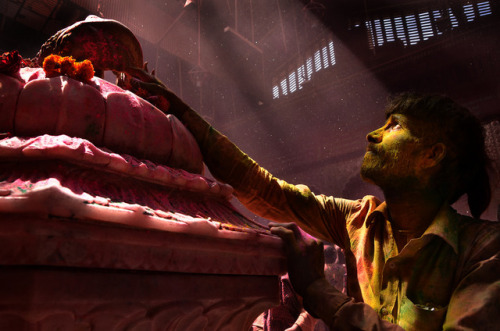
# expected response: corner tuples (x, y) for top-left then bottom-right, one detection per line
(178, 107), (500, 330)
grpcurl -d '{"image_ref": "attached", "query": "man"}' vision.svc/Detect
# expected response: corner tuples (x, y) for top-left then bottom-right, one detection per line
(127, 69), (500, 330)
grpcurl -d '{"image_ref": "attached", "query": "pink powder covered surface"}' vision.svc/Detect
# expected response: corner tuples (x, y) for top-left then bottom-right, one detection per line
(1, 68), (203, 173)
(0, 134), (270, 236)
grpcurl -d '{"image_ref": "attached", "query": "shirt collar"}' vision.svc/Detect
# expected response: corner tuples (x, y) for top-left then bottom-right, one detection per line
(366, 201), (389, 225)
(368, 201), (459, 254)
(373, 201), (389, 217)
(422, 204), (459, 254)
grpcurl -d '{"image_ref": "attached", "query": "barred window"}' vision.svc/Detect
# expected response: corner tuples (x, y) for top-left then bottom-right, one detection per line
(365, 0), (493, 49)
(477, 1), (493, 16)
(272, 40), (337, 99)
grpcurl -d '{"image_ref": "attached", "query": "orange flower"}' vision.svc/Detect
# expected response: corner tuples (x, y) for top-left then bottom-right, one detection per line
(42, 54), (61, 78)
(42, 54), (94, 81)
(60, 56), (76, 77)
(74, 60), (94, 81)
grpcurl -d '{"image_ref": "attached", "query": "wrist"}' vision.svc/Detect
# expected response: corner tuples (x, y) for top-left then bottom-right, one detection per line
(165, 93), (190, 119)
(302, 278), (351, 320)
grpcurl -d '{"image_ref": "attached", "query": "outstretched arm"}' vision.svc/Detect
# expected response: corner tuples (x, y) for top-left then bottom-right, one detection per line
(122, 67), (350, 244)
(123, 67), (295, 217)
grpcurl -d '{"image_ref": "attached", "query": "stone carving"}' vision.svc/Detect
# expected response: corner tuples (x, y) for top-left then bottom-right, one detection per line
(0, 16), (285, 330)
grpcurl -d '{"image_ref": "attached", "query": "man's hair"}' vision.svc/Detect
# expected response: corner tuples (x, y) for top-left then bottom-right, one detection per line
(384, 92), (491, 218)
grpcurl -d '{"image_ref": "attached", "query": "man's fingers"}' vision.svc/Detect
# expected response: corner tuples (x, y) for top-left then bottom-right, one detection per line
(269, 226), (302, 253)
(268, 221), (293, 228)
(124, 66), (157, 83)
(129, 78), (155, 90)
(269, 222), (303, 240)
(270, 226), (295, 244)
(129, 78), (168, 95)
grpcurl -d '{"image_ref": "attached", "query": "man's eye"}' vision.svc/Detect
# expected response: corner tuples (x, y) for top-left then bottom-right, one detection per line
(388, 123), (402, 131)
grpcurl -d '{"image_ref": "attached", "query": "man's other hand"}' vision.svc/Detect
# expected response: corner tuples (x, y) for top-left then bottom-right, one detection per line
(269, 222), (326, 296)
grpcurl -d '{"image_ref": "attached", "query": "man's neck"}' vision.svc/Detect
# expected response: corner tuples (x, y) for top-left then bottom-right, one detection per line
(384, 189), (444, 248)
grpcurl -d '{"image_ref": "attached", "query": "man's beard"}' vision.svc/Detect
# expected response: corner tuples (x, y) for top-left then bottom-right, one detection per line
(360, 148), (419, 191)
(360, 151), (386, 185)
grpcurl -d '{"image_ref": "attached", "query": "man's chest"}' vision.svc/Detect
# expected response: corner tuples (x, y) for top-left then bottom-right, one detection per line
(348, 234), (458, 328)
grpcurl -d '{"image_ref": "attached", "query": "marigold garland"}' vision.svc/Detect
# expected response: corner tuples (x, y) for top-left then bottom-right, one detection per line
(43, 54), (94, 81)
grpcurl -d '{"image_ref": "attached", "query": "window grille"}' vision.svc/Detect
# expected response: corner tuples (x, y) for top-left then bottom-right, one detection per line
(271, 1), (493, 99)
(272, 40), (337, 99)
(365, 0), (493, 49)
(477, 1), (492, 16)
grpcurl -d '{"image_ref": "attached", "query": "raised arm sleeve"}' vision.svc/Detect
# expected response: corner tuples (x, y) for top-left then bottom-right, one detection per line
(178, 107), (354, 245)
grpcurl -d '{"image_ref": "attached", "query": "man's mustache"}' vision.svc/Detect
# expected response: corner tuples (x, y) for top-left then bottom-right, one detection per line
(366, 144), (380, 154)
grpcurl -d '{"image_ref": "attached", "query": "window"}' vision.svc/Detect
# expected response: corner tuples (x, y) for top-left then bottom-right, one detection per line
(405, 15), (420, 45)
(288, 71), (297, 93)
(448, 8), (459, 28)
(463, 4), (476, 22)
(394, 17), (408, 45)
(272, 85), (279, 99)
(314, 50), (322, 72)
(322, 46), (330, 68)
(374, 19), (384, 46)
(272, 39), (337, 99)
(306, 57), (313, 80)
(329, 41), (336, 65)
(297, 65), (306, 90)
(384, 18), (395, 42)
(477, 1), (492, 16)
(418, 12), (434, 40)
(280, 78), (288, 96)
(431, 10), (444, 36)
(365, 0), (493, 49)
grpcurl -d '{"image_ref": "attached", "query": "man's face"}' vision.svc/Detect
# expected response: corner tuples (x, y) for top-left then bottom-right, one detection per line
(360, 114), (425, 190)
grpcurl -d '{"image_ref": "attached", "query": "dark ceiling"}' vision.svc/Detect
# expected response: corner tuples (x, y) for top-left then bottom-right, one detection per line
(1, 0), (499, 112)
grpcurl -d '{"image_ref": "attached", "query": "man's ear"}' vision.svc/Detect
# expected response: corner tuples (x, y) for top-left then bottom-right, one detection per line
(421, 143), (446, 169)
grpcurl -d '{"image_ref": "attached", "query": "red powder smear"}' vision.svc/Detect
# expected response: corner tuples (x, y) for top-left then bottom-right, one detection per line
(43, 54), (94, 81)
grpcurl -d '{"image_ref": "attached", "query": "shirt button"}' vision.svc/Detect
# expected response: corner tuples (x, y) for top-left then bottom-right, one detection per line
(389, 262), (396, 270)
(380, 307), (389, 316)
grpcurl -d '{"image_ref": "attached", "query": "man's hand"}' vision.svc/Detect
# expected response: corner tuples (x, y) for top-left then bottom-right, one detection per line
(117, 66), (190, 119)
(269, 222), (326, 297)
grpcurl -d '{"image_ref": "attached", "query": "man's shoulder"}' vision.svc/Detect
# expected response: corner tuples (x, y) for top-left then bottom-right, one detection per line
(455, 211), (500, 233)
(455, 211), (500, 256)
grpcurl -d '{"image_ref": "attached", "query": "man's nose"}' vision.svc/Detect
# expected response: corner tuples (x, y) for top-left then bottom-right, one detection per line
(366, 128), (382, 143)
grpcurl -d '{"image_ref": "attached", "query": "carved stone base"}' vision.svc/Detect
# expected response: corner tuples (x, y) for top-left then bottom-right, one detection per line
(0, 60), (286, 330)
(0, 214), (285, 330)
(0, 267), (278, 330)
